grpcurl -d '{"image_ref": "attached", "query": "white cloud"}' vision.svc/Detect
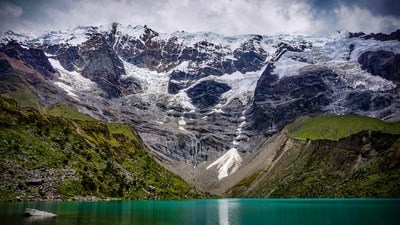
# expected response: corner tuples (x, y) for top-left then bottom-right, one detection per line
(154, 0), (316, 35)
(0, 2), (23, 18)
(1, 0), (398, 35)
(335, 4), (400, 33)
(0, 2), (24, 33)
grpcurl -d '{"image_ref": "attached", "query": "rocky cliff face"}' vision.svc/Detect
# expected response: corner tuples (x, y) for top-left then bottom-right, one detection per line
(1, 41), (55, 79)
(1, 24), (400, 193)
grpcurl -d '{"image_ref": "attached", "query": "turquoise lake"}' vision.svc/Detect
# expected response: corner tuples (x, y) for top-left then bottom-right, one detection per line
(1, 198), (399, 225)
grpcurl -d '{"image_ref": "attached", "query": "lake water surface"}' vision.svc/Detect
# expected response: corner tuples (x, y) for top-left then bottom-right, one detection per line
(1, 198), (399, 225)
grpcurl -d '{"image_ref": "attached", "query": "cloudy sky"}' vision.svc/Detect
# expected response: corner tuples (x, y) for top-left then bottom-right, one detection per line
(0, 0), (399, 35)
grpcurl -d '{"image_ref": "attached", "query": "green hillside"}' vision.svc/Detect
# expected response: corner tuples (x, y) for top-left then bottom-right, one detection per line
(0, 96), (200, 201)
(0, 72), (47, 113)
(228, 115), (400, 198)
(287, 114), (400, 141)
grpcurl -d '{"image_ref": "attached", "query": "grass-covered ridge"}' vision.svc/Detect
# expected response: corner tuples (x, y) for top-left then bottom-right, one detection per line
(229, 119), (400, 198)
(45, 102), (97, 121)
(0, 96), (200, 201)
(287, 114), (400, 141)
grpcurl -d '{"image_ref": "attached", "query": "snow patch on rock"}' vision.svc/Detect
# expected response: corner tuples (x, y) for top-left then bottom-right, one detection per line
(49, 58), (100, 99)
(272, 34), (398, 92)
(178, 116), (186, 130)
(207, 148), (242, 180)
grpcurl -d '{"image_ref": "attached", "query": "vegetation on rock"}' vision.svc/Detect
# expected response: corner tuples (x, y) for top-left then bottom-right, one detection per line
(0, 96), (200, 201)
(228, 115), (400, 198)
(287, 114), (400, 141)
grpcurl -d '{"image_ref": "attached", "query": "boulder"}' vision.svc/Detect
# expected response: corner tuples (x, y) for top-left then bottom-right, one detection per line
(25, 178), (44, 186)
(24, 208), (56, 217)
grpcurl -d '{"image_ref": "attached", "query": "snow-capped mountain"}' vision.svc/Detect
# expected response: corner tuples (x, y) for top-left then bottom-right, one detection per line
(1, 23), (399, 190)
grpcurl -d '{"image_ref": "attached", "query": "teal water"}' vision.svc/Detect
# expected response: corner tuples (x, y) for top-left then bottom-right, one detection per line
(0, 198), (399, 225)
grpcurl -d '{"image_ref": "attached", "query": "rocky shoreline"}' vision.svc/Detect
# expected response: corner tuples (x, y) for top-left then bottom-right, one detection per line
(9, 195), (114, 203)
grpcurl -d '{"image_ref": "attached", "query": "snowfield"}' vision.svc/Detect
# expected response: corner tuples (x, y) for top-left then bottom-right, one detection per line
(49, 58), (101, 100)
(207, 148), (243, 180)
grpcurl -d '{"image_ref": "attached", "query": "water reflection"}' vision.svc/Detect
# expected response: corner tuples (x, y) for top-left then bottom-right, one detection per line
(0, 199), (399, 225)
(218, 199), (229, 225)
(23, 216), (56, 225)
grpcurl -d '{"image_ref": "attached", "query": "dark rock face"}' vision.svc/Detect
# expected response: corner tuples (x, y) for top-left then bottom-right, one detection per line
(120, 77), (143, 95)
(349, 29), (400, 41)
(56, 46), (80, 71)
(53, 34), (127, 98)
(0, 58), (14, 74)
(0, 42), (55, 79)
(248, 65), (336, 133)
(345, 92), (394, 112)
(79, 34), (126, 98)
(0, 52), (65, 105)
(231, 37), (267, 73)
(358, 50), (400, 83)
(346, 92), (374, 111)
(187, 80), (231, 109)
(115, 26), (173, 71)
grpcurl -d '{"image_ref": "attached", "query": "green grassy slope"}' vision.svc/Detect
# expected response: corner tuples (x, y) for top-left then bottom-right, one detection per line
(287, 114), (400, 141)
(0, 96), (200, 201)
(0, 72), (46, 113)
(45, 102), (96, 121)
(228, 115), (400, 198)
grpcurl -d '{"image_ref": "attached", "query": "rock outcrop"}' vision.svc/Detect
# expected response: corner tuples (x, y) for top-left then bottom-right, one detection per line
(358, 50), (400, 83)
(187, 80), (231, 109)
(0, 41), (55, 79)
(349, 29), (400, 41)
(248, 66), (336, 134)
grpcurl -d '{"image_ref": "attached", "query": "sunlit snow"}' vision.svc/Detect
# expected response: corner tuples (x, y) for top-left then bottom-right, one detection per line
(49, 58), (99, 99)
(121, 59), (197, 110)
(178, 116), (186, 130)
(29, 26), (95, 46)
(207, 148), (243, 180)
(271, 33), (398, 92)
